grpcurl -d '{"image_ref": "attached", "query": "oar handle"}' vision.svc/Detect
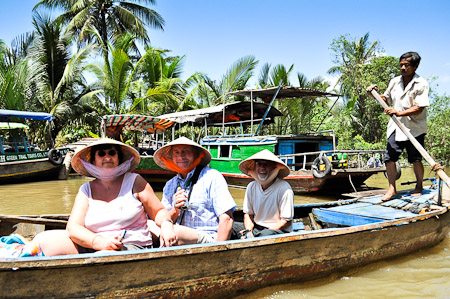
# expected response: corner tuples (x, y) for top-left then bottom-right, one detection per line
(370, 89), (450, 185)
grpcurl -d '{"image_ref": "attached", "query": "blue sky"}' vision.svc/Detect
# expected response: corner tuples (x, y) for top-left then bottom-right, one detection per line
(1, 0), (450, 95)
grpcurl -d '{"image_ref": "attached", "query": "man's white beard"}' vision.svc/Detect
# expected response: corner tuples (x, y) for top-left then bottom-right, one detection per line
(257, 172), (269, 181)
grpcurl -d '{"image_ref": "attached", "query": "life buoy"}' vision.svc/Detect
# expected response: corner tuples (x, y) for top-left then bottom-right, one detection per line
(48, 148), (64, 165)
(384, 161), (402, 180)
(312, 155), (331, 178)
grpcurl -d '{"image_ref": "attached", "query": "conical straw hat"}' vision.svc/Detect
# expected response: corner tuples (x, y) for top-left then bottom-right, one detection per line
(71, 138), (140, 177)
(239, 149), (290, 178)
(153, 137), (211, 170)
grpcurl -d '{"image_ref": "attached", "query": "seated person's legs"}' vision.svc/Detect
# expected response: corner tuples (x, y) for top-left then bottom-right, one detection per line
(230, 221), (246, 239)
(254, 228), (285, 237)
(33, 230), (79, 256)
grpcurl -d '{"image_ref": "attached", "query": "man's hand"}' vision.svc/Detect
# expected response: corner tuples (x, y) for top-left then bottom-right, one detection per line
(174, 187), (188, 210)
(384, 107), (399, 116)
(366, 84), (378, 93)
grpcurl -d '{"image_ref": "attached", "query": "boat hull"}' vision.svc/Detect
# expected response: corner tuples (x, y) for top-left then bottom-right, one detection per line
(1, 194), (448, 298)
(202, 135), (385, 194)
(223, 167), (384, 193)
(0, 148), (71, 184)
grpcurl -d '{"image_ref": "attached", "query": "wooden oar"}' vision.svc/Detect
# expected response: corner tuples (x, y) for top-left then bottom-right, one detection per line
(370, 89), (450, 185)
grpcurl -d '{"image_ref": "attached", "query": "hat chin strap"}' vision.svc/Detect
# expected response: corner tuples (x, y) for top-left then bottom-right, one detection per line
(161, 152), (205, 174)
(248, 165), (281, 187)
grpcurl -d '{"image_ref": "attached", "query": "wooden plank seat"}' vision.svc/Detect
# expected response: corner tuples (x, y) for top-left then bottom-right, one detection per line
(292, 222), (305, 231)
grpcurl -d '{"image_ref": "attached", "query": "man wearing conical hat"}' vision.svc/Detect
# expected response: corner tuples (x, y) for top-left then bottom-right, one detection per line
(231, 149), (294, 239)
(154, 137), (236, 245)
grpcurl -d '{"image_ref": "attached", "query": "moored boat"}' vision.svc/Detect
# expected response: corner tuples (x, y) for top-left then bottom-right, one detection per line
(1, 183), (448, 298)
(0, 109), (71, 184)
(161, 86), (386, 193)
(101, 114), (178, 188)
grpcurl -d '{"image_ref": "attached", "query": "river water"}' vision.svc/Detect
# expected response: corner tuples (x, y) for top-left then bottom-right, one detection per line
(1, 168), (449, 298)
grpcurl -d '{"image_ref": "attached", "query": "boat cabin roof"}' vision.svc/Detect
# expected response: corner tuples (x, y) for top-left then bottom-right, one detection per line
(0, 109), (53, 121)
(159, 101), (282, 127)
(226, 86), (341, 100)
(0, 122), (29, 130)
(102, 115), (176, 134)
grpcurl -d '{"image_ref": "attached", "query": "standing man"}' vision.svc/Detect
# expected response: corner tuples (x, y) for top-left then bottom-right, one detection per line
(367, 51), (430, 201)
(231, 149), (294, 239)
(154, 137), (236, 245)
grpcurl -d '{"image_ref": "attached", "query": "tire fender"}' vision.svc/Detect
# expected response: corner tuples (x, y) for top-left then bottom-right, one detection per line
(312, 154), (331, 178)
(48, 148), (64, 165)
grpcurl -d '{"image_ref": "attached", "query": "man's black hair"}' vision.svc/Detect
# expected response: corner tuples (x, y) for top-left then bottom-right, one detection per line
(400, 51), (421, 67)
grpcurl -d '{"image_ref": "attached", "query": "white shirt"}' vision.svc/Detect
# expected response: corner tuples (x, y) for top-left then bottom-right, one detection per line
(243, 178), (294, 232)
(383, 73), (429, 141)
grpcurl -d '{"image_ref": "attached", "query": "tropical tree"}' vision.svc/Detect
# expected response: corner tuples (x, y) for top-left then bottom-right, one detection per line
(257, 63), (293, 88)
(26, 12), (103, 142)
(0, 38), (37, 111)
(256, 63), (332, 135)
(198, 55), (258, 106)
(35, 0), (165, 57)
(426, 93), (450, 164)
(131, 48), (193, 116)
(328, 33), (399, 143)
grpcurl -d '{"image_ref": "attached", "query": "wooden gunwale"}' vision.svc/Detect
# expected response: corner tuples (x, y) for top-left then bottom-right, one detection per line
(1, 206), (447, 269)
(1, 187), (448, 298)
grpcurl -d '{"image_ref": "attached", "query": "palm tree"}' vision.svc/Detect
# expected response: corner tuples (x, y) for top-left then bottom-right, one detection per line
(328, 32), (379, 98)
(196, 55), (258, 107)
(131, 48), (191, 115)
(327, 33), (395, 143)
(26, 12), (102, 142)
(0, 39), (30, 110)
(257, 62), (293, 88)
(34, 0), (164, 53)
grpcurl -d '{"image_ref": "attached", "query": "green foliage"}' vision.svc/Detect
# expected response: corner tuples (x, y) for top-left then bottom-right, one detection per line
(426, 94), (450, 164)
(328, 33), (400, 143)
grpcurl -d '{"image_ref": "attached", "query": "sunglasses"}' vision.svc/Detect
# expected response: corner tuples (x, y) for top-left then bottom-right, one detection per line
(96, 149), (117, 157)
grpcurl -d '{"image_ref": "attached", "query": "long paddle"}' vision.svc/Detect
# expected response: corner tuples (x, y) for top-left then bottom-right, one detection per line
(370, 89), (450, 185)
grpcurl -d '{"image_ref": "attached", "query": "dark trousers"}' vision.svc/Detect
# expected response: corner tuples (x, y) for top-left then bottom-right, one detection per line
(231, 221), (286, 239)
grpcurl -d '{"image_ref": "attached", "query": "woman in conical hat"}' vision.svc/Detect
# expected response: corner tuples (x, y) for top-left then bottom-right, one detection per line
(34, 138), (177, 256)
(154, 137), (236, 245)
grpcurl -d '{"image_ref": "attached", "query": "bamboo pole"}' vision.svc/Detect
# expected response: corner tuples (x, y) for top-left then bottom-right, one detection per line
(370, 89), (449, 184)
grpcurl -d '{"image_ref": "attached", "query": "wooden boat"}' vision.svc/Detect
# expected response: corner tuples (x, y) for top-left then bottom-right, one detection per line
(160, 86), (386, 193)
(1, 184), (448, 298)
(101, 114), (178, 188)
(0, 109), (71, 184)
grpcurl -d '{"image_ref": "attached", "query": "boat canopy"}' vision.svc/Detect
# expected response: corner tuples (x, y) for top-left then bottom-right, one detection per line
(0, 122), (29, 130)
(159, 101), (282, 126)
(102, 115), (176, 134)
(0, 109), (53, 121)
(226, 86), (341, 100)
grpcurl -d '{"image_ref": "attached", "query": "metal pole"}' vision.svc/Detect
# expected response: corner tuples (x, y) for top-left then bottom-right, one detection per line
(251, 90), (253, 135)
(255, 85), (282, 135)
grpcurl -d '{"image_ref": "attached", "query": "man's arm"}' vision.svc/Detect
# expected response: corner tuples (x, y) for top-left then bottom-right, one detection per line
(384, 105), (424, 117)
(216, 210), (234, 241)
(243, 213), (255, 231)
(267, 219), (290, 231)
